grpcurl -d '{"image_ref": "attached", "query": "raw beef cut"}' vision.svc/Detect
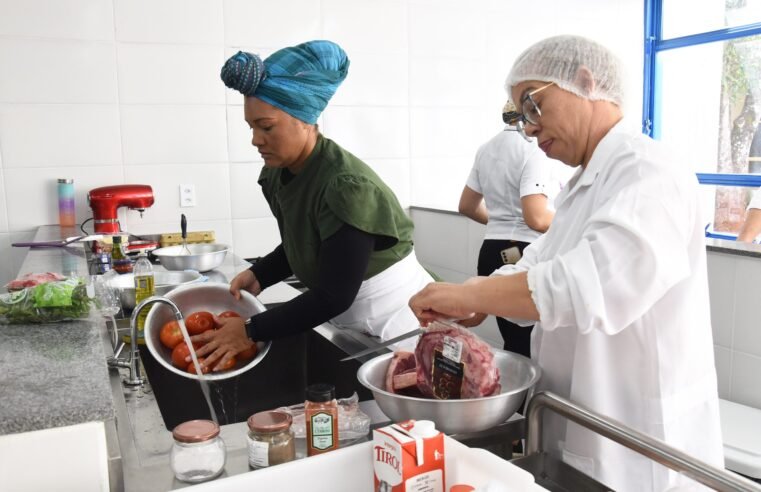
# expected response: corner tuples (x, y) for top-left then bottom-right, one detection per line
(385, 351), (418, 393)
(5, 272), (66, 290)
(415, 321), (501, 399)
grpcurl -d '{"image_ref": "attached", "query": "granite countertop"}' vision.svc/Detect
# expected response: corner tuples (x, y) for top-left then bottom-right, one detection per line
(0, 225), (115, 435)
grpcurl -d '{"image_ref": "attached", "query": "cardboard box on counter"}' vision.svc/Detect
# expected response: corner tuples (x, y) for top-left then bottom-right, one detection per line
(184, 435), (543, 492)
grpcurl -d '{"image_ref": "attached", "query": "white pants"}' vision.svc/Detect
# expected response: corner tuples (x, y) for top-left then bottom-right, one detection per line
(330, 251), (433, 351)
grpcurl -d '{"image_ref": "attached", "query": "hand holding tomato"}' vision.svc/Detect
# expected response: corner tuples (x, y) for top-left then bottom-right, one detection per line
(190, 316), (250, 371)
(172, 341), (203, 368)
(185, 311), (215, 335)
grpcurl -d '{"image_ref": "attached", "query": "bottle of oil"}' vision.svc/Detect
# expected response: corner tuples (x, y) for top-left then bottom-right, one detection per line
(133, 251), (155, 341)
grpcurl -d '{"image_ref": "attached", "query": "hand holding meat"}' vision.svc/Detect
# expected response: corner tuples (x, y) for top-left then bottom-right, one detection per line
(229, 269), (262, 299)
(408, 282), (478, 325)
(190, 316), (251, 371)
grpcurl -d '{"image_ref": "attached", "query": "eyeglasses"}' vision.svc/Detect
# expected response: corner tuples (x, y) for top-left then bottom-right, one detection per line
(502, 82), (554, 141)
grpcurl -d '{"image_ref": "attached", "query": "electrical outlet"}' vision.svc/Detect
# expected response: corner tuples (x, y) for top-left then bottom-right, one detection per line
(180, 184), (196, 207)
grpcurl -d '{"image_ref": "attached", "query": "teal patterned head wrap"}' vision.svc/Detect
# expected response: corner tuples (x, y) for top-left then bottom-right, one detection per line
(220, 40), (350, 124)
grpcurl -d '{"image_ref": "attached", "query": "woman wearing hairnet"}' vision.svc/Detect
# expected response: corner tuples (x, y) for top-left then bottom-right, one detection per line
(192, 40), (434, 369)
(409, 35), (723, 491)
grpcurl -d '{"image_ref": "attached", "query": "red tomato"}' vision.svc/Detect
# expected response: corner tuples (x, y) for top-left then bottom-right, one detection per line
(159, 320), (184, 349)
(171, 341), (202, 368)
(218, 310), (241, 319)
(213, 356), (237, 372)
(185, 311), (215, 335)
(237, 342), (258, 362)
(187, 359), (211, 375)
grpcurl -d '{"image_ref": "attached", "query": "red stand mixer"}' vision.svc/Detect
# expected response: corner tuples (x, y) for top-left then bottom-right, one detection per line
(88, 184), (154, 234)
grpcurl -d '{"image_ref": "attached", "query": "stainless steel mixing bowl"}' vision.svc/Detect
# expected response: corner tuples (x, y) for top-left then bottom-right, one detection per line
(357, 350), (541, 434)
(144, 282), (271, 381)
(107, 270), (203, 310)
(152, 243), (228, 272)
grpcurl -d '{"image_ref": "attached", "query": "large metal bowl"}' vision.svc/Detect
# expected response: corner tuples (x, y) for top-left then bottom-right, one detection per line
(357, 350), (541, 434)
(106, 270), (203, 310)
(152, 243), (228, 272)
(144, 282), (271, 381)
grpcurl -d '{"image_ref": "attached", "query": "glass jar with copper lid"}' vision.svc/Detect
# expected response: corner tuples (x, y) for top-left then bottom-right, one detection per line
(247, 410), (295, 469)
(170, 419), (226, 483)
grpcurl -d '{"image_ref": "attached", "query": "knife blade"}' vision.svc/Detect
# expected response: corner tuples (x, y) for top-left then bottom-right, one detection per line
(340, 328), (424, 362)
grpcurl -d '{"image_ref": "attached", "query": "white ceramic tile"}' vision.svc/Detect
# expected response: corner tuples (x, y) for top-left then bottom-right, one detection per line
(121, 106), (228, 164)
(409, 57), (490, 108)
(730, 352), (761, 410)
(714, 345), (732, 400)
(408, 4), (487, 58)
(0, 105), (121, 168)
(226, 106), (263, 163)
(114, 0), (223, 44)
(410, 157), (471, 212)
(0, 39), (117, 104)
(321, 107), (409, 160)
(224, 0), (321, 48)
(229, 163), (272, 220)
(410, 107), (495, 159)
(706, 252), (736, 348)
(4, 166), (124, 232)
(0, 0), (114, 41)
(322, 0), (407, 54)
(117, 44), (225, 104)
(410, 209), (470, 273)
(232, 218), (282, 259)
(0, 170), (7, 233)
(330, 52), (408, 107)
(123, 163), (231, 222)
(731, 255), (761, 357)
(364, 159), (410, 210)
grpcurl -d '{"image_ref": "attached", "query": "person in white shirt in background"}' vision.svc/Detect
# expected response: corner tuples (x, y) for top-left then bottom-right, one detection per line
(737, 188), (761, 242)
(410, 35), (723, 491)
(458, 102), (566, 357)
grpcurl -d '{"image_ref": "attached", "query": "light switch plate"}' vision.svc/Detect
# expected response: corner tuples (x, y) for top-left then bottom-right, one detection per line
(180, 184), (196, 207)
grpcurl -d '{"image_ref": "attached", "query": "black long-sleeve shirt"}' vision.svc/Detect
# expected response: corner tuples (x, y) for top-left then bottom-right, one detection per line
(246, 224), (375, 341)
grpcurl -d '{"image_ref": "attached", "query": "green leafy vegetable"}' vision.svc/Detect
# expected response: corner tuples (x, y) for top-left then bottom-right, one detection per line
(0, 278), (93, 324)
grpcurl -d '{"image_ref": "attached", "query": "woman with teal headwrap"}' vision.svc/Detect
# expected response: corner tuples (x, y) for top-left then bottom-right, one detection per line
(191, 40), (435, 371)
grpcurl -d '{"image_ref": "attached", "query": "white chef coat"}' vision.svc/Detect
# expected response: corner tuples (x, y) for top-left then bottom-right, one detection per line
(466, 130), (565, 242)
(493, 121), (723, 491)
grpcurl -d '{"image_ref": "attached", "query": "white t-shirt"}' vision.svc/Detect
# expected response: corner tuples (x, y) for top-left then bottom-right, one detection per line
(466, 130), (565, 242)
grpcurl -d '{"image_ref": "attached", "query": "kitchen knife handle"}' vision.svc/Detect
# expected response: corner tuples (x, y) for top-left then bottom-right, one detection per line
(181, 214), (187, 240)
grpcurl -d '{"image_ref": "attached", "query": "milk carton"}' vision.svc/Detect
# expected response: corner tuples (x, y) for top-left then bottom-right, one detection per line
(373, 420), (445, 492)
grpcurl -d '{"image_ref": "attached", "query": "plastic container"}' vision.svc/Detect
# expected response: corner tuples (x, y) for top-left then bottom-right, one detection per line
(57, 178), (76, 227)
(170, 420), (226, 483)
(305, 384), (339, 456)
(247, 410), (296, 469)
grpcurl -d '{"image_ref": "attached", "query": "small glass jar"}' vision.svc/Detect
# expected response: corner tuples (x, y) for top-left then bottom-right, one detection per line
(247, 410), (295, 469)
(170, 420), (226, 483)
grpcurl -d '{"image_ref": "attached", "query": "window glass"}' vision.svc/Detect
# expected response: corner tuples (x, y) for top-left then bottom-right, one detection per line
(662, 0), (761, 39)
(657, 35), (761, 232)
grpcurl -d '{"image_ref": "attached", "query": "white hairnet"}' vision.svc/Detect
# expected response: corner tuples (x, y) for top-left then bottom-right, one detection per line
(506, 35), (624, 107)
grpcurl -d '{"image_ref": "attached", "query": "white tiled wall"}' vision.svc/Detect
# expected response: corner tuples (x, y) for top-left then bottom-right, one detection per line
(0, 0), (644, 288)
(413, 210), (761, 410)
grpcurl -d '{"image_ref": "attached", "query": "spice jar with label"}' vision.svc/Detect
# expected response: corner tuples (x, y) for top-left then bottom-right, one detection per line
(305, 383), (339, 456)
(246, 410), (296, 470)
(170, 420), (226, 483)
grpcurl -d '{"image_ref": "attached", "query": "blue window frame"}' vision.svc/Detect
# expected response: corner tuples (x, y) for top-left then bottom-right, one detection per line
(643, 0), (761, 188)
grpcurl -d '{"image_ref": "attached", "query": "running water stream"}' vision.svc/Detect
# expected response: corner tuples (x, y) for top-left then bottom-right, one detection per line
(177, 318), (218, 423)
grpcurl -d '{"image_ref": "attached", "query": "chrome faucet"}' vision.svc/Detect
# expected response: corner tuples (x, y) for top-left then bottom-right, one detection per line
(109, 296), (184, 388)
